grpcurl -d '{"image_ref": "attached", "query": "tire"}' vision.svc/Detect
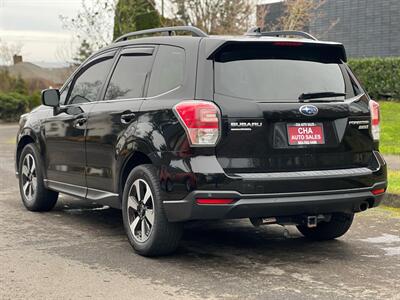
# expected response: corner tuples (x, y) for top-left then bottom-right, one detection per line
(122, 164), (183, 256)
(18, 143), (58, 211)
(297, 213), (354, 241)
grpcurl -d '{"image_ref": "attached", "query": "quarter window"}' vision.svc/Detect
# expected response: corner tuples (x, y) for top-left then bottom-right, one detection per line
(59, 82), (70, 105)
(68, 57), (113, 105)
(105, 54), (153, 100)
(147, 45), (185, 97)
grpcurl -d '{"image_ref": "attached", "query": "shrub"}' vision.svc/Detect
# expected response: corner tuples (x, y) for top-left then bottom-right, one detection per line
(0, 92), (30, 121)
(30, 91), (42, 109)
(348, 57), (400, 100)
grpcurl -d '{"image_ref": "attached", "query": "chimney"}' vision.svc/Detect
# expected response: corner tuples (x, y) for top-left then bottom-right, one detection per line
(13, 55), (23, 65)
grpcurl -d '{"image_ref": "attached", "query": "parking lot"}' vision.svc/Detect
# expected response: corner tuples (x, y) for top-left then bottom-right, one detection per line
(1, 124), (399, 299)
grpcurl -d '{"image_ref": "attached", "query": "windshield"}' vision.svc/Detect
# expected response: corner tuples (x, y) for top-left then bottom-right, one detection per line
(213, 42), (354, 102)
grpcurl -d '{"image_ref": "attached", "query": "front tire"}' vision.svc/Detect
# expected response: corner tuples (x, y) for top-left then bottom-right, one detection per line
(18, 144), (58, 211)
(297, 213), (354, 241)
(122, 165), (183, 256)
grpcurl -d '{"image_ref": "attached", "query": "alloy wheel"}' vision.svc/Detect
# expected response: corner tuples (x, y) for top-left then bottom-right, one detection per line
(21, 154), (37, 202)
(127, 179), (155, 242)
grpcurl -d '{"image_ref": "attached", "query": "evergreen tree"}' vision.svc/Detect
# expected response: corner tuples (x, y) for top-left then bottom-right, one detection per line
(73, 40), (93, 64)
(113, 0), (161, 40)
(14, 75), (28, 95)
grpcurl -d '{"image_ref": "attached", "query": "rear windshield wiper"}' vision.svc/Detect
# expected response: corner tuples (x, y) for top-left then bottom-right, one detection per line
(299, 92), (346, 101)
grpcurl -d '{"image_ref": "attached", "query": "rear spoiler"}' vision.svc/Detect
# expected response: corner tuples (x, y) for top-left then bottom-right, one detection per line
(207, 40), (347, 63)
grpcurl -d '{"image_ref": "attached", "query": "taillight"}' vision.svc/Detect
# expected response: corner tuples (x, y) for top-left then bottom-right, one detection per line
(371, 188), (385, 195)
(173, 100), (221, 147)
(369, 100), (380, 141)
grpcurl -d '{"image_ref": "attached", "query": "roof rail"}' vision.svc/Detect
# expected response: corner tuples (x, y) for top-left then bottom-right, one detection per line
(245, 27), (318, 41)
(113, 26), (208, 43)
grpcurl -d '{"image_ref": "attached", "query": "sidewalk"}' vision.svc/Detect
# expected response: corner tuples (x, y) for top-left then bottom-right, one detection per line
(383, 155), (400, 208)
(384, 155), (400, 170)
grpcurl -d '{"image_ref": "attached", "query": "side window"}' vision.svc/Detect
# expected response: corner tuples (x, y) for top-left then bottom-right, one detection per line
(59, 82), (70, 105)
(147, 45), (185, 97)
(68, 57), (113, 105)
(104, 54), (153, 100)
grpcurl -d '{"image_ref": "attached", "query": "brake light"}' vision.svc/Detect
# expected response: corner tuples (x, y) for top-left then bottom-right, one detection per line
(196, 198), (234, 205)
(369, 100), (380, 141)
(173, 100), (221, 146)
(273, 41), (303, 46)
(371, 188), (385, 195)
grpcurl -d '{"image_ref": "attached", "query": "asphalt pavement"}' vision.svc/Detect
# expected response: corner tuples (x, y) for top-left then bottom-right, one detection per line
(1, 124), (399, 299)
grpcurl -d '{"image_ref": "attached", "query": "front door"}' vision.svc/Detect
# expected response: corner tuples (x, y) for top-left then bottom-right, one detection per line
(43, 52), (116, 196)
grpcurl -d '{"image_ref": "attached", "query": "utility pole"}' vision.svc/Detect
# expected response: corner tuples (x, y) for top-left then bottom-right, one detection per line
(161, 0), (164, 18)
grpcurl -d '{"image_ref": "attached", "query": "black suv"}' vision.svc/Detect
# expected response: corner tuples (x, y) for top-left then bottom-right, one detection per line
(15, 26), (387, 256)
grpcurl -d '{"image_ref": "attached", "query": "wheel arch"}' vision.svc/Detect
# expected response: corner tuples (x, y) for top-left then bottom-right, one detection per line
(119, 150), (153, 198)
(16, 132), (38, 169)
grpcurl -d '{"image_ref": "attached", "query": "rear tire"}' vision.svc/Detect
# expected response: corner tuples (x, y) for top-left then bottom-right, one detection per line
(18, 144), (58, 211)
(122, 164), (183, 256)
(297, 213), (354, 241)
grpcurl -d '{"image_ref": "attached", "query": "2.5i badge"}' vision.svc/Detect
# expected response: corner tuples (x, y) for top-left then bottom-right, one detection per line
(348, 120), (369, 130)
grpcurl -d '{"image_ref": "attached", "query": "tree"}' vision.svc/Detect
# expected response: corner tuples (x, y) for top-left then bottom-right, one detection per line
(168, 0), (255, 35)
(0, 39), (23, 66)
(60, 0), (116, 62)
(73, 40), (93, 64)
(275, 0), (325, 31)
(14, 75), (28, 95)
(113, 0), (161, 40)
(258, 0), (336, 36)
(0, 69), (15, 91)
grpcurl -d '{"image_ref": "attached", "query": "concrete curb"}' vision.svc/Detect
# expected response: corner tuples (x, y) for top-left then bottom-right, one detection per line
(382, 193), (400, 208)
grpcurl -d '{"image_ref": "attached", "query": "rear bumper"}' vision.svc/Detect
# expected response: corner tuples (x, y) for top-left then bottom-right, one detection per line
(163, 183), (386, 222)
(157, 150), (387, 222)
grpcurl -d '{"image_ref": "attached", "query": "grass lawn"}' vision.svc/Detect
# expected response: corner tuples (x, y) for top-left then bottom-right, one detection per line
(388, 170), (400, 194)
(380, 101), (400, 155)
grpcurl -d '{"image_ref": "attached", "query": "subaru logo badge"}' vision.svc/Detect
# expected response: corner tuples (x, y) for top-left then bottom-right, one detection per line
(299, 105), (318, 116)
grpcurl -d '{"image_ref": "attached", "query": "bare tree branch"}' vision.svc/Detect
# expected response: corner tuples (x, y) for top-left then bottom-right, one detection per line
(59, 0), (117, 55)
(0, 39), (23, 66)
(167, 0), (256, 35)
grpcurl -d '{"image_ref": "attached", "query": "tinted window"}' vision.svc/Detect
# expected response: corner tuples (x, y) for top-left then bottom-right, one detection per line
(59, 82), (70, 105)
(147, 45), (185, 97)
(214, 43), (351, 102)
(68, 58), (113, 104)
(105, 54), (153, 100)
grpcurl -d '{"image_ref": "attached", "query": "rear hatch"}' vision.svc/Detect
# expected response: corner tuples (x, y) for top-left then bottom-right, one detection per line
(210, 41), (374, 174)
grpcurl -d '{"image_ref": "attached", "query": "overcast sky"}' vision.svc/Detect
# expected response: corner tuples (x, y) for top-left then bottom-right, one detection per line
(0, 0), (280, 66)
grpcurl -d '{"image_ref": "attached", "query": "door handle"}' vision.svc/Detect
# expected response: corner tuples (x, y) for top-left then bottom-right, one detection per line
(121, 112), (136, 124)
(73, 117), (87, 128)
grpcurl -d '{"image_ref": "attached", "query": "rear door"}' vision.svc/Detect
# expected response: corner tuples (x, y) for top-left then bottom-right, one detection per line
(209, 41), (373, 174)
(85, 46), (155, 194)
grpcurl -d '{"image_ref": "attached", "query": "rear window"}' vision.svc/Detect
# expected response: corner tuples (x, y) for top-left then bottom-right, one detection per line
(213, 42), (353, 102)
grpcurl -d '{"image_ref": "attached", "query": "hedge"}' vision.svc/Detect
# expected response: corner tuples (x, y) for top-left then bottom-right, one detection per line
(348, 57), (400, 100)
(0, 91), (41, 122)
(0, 93), (30, 121)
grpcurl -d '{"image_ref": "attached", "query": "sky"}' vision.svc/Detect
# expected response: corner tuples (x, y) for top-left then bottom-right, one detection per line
(0, 0), (83, 66)
(0, 0), (280, 67)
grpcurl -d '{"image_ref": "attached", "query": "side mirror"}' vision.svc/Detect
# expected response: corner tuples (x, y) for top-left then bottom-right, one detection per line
(41, 89), (60, 107)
